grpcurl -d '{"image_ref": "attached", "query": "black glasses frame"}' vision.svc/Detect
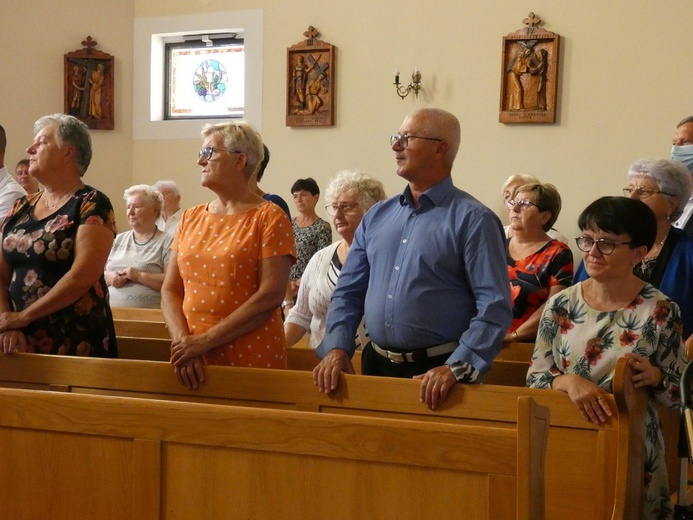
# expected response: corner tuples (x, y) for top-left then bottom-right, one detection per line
(198, 146), (243, 161)
(389, 134), (443, 148)
(575, 236), (633, 255)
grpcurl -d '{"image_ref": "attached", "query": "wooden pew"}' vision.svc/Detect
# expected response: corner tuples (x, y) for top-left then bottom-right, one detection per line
(111, 306), (165, 322)
(0, 367), (548, 520)
(111, 307), (169, 339)
(0, 353), (646, 519)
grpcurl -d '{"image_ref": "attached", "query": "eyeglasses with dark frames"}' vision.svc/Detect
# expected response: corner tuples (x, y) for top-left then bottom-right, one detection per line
(198, 146), (243, 161)
(622, 186), (675, 199)
(575, 236), (633, 256)
(325, 202), (361, 216)
(506, 199), (541, 211)
(389, 134), (443, 149)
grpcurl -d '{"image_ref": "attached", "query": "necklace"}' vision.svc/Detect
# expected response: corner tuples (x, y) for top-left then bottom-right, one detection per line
(133, 229), (158, 246)
(640, 232), (668, 270)
(42, 185), (82, 209)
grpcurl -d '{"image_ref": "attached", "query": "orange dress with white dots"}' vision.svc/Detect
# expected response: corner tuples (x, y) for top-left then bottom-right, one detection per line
(172, 202), (296, 368)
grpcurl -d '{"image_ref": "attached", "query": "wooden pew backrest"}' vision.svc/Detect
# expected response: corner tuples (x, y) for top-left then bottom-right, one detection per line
(0, 383), (548, 520)
(0, 353), (646, 520)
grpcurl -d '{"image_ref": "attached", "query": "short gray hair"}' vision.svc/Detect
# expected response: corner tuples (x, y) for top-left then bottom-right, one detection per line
(627, 158), (692, 221)
(325, 170), (386, 212)
(34, 114), (92, 176)
(677, 116), (693, 128)
(153, 180), (180, 197)
(123, 184), (164, 218)
(410, 108), (461, 169)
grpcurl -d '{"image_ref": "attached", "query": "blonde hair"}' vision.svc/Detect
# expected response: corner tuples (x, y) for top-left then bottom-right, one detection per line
(200, 121), (264, 177)
(501, 174), (540, 200)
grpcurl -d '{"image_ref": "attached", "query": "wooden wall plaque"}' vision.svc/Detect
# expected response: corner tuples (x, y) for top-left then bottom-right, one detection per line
(64, 36), (114, 130)
(286, 26), (336, 127)
(499, 13), (560, 124)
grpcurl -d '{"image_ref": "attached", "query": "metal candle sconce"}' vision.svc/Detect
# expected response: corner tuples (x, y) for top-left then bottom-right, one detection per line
(394, 67), (422, 99)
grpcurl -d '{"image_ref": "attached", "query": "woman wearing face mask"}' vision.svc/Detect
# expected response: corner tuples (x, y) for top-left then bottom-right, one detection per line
(574, 158), (693, 339)
(671, 115), (693, 233)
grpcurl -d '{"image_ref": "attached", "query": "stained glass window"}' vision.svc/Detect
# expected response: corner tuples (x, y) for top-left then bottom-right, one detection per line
(165, 38), (244, 120)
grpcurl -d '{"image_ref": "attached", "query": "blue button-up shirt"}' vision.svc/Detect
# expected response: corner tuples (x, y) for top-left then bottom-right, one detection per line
(316, 176), (512, 375)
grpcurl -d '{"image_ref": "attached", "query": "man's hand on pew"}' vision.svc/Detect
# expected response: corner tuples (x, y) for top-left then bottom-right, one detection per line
(174, 357), (205, 390)
(312, 349), (355, 394)
(0, 330), (27, 354)
(414, 365), (457, 411)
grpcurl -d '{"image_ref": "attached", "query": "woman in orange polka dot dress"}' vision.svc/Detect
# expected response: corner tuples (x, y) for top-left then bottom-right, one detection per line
(163, 122), (296, 389)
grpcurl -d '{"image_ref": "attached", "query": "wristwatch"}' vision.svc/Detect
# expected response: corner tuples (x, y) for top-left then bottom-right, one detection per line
(281, 300), (294, 310)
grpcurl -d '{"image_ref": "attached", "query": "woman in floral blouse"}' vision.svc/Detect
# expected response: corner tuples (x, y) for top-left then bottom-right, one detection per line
(0, 114), (117, 357)
(527, 196), (687, 519)
(505, 182), (573, 343)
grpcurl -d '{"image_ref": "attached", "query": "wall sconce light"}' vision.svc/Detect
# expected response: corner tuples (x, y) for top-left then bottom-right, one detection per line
(394, 67), (422, 99)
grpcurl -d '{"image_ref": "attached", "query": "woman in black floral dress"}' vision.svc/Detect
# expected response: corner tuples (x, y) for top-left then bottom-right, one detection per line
(0, 114), (117, 357)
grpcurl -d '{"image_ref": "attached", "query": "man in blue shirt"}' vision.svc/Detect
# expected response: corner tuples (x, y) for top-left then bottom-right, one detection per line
(314, 108), (512, 410)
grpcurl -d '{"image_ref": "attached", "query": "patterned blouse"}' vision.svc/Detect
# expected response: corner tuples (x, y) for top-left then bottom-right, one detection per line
(1, 186), (118, 357)
(289, 217), (332, 281)
(507, 239), (573, 334)
(527, 282), (686, 518)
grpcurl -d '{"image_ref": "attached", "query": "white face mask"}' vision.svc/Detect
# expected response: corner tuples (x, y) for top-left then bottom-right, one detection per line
(672, 145), (693, 173)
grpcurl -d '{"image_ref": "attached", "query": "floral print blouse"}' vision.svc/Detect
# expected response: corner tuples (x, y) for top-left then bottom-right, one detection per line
(1, 186), (118, 357)
(527, 282), (686, 519)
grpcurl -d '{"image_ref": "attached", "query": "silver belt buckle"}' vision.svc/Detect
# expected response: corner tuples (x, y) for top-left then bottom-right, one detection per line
(386, 350), (404, 363)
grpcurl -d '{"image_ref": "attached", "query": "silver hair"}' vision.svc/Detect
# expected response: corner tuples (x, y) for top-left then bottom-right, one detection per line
(627, 158), (692, 221)
(123, 184), (164, 218)
(34, 113), (92, 176)
(153, 180), (180, 197)
(325, 170), (386, 212)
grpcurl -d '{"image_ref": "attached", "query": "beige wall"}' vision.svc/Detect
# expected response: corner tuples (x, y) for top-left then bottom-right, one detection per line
(0, 0), (134, 223)
(2, 1), (692, 258)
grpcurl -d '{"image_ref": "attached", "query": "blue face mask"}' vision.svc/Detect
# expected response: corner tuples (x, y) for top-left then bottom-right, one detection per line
(671, 145), (693, 173)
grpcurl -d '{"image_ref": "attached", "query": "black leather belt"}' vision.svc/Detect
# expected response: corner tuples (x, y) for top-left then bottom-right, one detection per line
(368, 341), (457, 364)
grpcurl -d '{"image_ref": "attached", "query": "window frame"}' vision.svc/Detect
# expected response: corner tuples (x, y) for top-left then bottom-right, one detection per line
(133, 10), (263, 140)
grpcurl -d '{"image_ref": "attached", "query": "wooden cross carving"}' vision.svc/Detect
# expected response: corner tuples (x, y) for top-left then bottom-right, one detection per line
(303, 26), (320, 44)
(81, 36), (98, 53)
(522, 12), (541, 33)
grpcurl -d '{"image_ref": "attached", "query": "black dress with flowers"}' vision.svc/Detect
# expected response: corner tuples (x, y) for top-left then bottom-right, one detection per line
(1, 186), (118, 357)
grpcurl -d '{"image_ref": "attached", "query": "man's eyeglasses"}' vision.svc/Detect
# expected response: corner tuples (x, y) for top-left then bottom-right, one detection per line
(389, 134), (443, 149)
(325, 202), (361, 216)
(622, 186), (674, 199)
(575, 236), (633, 256)
(198, 146), (242, 161)
(506, 199), (541, 211)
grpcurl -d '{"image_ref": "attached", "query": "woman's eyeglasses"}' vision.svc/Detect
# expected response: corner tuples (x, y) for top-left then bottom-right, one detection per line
(198, 146), (242, 161)
(325, 202), (361, 216)
(575, 236), (633, 255)
(506, 199), (541, 211)
(622, 186), (674, 199)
